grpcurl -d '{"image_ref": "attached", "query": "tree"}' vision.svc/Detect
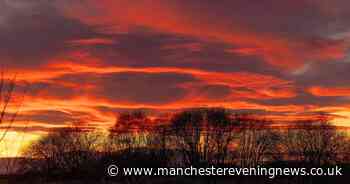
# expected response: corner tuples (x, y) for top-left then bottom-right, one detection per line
(21, 128), (100, 177)
(171, 108), (239, 167)
(283, 118), (347, 166)
(237, 115), (280, 167)
(205, 108), (238, 165)
(171, 109), (205, 166)
(109, 110), (152, 152)
(0, 72), (19, 143)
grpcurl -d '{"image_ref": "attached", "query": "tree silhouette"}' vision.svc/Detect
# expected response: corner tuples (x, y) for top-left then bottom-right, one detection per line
(205, 108), (238, 165)
(17, 109), (350, 183)
(283, 117), (348, 166)
(237, 115), (280, 167)
(170, 108), (240, 167)
(0, 72), (19, 143)
(21, 127), (100, 178)
(109, 111), (153, 153)
(171, 109), (206, 166)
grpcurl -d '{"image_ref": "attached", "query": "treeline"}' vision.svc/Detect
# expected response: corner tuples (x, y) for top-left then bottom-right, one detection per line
(17, 108), (350, 183)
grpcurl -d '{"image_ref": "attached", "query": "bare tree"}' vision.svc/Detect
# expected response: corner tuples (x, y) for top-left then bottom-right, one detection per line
(108, 111), (153, 153)
(21, 127), (100, 177)
(237, 116), (280, 167)
(0, 72), (19, 143)
(171, 109), (205, 166)
(205, 108), (238, 166)
(170, 108), (238, 167)
(283, 118), (347, 166)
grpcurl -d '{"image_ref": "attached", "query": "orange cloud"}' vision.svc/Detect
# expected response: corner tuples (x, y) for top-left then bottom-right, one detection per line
(67, 38), (115, 46)
(308, 86), (350, 97)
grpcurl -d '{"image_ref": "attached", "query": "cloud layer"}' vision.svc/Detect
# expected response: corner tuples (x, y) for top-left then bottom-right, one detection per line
(1, 0), (350, 134)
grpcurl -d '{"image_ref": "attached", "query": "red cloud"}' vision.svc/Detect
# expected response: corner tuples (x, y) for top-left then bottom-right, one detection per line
(308, 86), (350, 97)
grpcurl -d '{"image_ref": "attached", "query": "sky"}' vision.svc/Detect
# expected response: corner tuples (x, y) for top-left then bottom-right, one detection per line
(1, 0), (350, 157)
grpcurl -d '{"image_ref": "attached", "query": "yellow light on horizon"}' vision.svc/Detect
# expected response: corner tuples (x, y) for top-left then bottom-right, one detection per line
(0, 131), (42, 158)
(332, 111), (350, 127)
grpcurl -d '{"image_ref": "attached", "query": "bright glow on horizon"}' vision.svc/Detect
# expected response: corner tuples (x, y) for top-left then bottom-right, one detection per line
(332, 111), (350, 127)
(0, 131), (42, 158)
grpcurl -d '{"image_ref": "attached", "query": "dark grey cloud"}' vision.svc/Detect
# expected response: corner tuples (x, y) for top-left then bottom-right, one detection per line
(197, 84), (232, 100)
(45, 71), (198, 105)
(95, 72), (197, 104)
(0, 0), (107, 68)
(76, 29), (283, 77)
(288, 60), (350, 88)
(179, 0), (350, 39)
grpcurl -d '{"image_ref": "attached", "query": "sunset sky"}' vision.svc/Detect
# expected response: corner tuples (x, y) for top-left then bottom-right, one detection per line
(1, 0), (350, 157)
